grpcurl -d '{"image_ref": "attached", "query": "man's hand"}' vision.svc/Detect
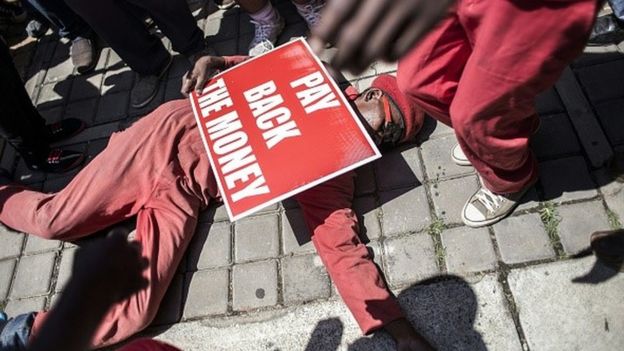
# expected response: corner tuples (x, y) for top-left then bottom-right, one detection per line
(309, 0), (454, 74)
(181, 55), (226, 97)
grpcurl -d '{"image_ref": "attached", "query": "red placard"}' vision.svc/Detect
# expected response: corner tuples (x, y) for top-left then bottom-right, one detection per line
(190, 39), (380, 221)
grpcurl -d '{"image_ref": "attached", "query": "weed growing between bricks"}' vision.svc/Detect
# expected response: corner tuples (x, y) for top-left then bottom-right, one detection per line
(0, 300), (5, 311)
(426, 217), (447, 270)
(539, 202), (565, 258)
(496, 266), (530, 351)
(606, 208), (623, 229)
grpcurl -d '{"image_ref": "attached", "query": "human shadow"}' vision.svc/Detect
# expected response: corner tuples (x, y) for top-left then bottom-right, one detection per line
(303, 275), (487, 351)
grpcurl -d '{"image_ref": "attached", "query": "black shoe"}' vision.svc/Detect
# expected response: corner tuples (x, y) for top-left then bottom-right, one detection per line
(589, 14), (624, 44)
(28, 149), (85, 173)
(46, 118), (86, 143)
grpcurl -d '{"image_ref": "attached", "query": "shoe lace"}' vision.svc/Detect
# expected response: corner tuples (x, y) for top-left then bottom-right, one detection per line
(474, 187), (505, 213)
(250, 20), (276, 43)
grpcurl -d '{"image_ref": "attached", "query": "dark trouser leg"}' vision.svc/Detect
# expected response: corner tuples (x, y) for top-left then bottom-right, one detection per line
(65, 0), (169, 75)
(0, 40), (50, 164)
(23, 0), (92, 40)
(126, 0), (205, 57)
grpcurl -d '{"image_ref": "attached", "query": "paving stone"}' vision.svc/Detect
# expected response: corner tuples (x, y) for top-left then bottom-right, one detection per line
(164, 77), (184, 102)
(11, 252), (56, 298)
(96, 91), (129, 123)
(39, 105), (64, 124)
(531, 113), (582, 159)
(492, 213), (555, 264)
(430, 175), (479, 225)
(232, 260), (278, 311)
(129, 84), (166, 117)
(442, 227), (497, 274)
(374, 145), (423, 190)
(152, 274), (183, 326)
(101, 65), (134, 95)
(371, 60), (397, 75)
(604, 189), (624, 225)
(234, 215), (279, 262)
(383, 233), (439, 287)
(0, 143), (17, 172)
(535, 88), (564, 115)
(5, 296), (46, 316)
(576, 59), (624, 103)
(37, 81), (70, 107)
(354, 164), (375, 196)
(24, 235), (61, 254)
(55, 247), (78, 292)
(199, 202), (231, 223)
(183, 269), (229, 318)
(380, 186), (432, 236)
(167, 55), (191, 80)
(594, 98), (624, 145)
(508, 257), (624, 351)
(64, 98), (98, 124)
(281, 254), (330, 305)
(516, 186), (541, 212)
(282, 209), (315, 254)
(61, 122), (119, 145)
(44, 57), (74, 83)
(352, 196), (381, 240)
(86, 138), (110, 162)
(0, 259), (16, 299)
(558, 201), (611, 255)
(15, 157), (47, 183)
(254, 202), (279, 215)
(427, 118), (455, 139)
(421, 135), (475, 181)
(187, 222), (231, 271)
(539, 157), (598, 203)
(0, 225), (24, 259)
(69, 73), (103, 101)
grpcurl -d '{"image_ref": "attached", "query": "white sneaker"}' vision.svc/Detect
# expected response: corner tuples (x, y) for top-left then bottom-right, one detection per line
(451, 144), (472, 166)
(248, 14), (285, 56)
(295, 0), (325, 29)
(461, 184), (532, 228)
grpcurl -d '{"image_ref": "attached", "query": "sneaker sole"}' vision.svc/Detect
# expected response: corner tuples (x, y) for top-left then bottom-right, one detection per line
(451, 154), (472, 167)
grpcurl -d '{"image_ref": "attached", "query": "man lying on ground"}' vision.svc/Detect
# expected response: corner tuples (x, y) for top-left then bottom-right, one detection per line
(0, 56), (432, 350)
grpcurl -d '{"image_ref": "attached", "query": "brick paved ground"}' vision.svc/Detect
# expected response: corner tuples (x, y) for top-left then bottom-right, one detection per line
(1, 1), (624, 350)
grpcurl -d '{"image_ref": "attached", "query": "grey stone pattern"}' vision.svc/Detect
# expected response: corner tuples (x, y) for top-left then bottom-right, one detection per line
(1, 2), (624, 349)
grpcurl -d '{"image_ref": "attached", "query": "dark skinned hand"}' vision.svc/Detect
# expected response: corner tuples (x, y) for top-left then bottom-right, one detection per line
(309, 0), (455, 74)
(181, 55), (227, 97)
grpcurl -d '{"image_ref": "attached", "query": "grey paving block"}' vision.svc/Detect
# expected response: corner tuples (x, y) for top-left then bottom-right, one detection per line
(594, 98), (624, 145)
(604, 189), (624, 225)
(86, 138), (110, 162)
(64, 98), (98, 124)
(42, 173), (75, 193)
(96, 91), (129, 123)
(199, 202), (230, 223)
(0, 259), (16, 299)
(508, 257), (624, 351)
(55, 247), (77, 292)
(281, 254), (330, 305)
(374, 146), (423, 190)
(234, 215), (279, 262)
(167, 55), (191, 80)
(152, 274), (183, 326)
(531, 113), (581, 159)
(282, 209), (315, 255)
(354, 164), (375, 196)
(60, 122), (119, 145)
(129, 85), (165, 117)
(352, 196), (381, 240)
(426, 118), (455, 140)
(24, 235), (61, 254)
(164, 77), (184, 102)
(101, 65), (134, 95)
(576, 59), (624, 103)
(37, 81), (70, 107)
(44, 58), (74, 83)
(558, 201), (610, 255)
(380, 186), (432, 236)
(383, 233), (439, 287)
(39, 106), (64, 124)
(15, 157), (47, 183)
(0, 225), (24, 259)
(69, 74), (103, 102)
(0, 142), (17, 172)
(430, 175), (479, 225)
(534, 88), (564, 115)
(516, 186), (541, 212)
(492, 213), (555, 264)
(5, 296), (46, 316)
(11, 252), (56, 298)
(232, 260), (278, 311)
(420, 135), (475, 181)
(442, 227), (497, 274)
(183, 269), (229, 319)
(186, 221), (231, 271)
(539, 156), (598, 203)
(370, 60), (397, 75)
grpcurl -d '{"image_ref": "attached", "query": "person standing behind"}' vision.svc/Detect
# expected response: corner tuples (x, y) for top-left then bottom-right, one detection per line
(1, 36), (85, 173)
(238, 0), (325, 56)
(63, 0), (209, 108)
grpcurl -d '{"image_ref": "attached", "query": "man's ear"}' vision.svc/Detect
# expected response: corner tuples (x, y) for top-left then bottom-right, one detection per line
(364, 88), (383, 101)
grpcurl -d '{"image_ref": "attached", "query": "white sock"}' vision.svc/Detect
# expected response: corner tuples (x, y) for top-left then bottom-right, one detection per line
(249, 1), (278, 23)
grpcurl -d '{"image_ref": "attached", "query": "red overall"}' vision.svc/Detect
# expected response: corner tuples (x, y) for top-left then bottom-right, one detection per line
(0, 100), (402, 348)
(397, 0), (598, 193)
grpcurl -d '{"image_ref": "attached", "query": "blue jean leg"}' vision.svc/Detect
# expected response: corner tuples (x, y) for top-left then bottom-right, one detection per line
(0, 312), (35, 351)
(609, 0), (624, 21)
(23, 0), (92, 40)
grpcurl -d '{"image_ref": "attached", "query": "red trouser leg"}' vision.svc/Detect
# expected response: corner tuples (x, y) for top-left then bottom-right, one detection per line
(295, 173), (403, 334)
(398, 0), (597, 193)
